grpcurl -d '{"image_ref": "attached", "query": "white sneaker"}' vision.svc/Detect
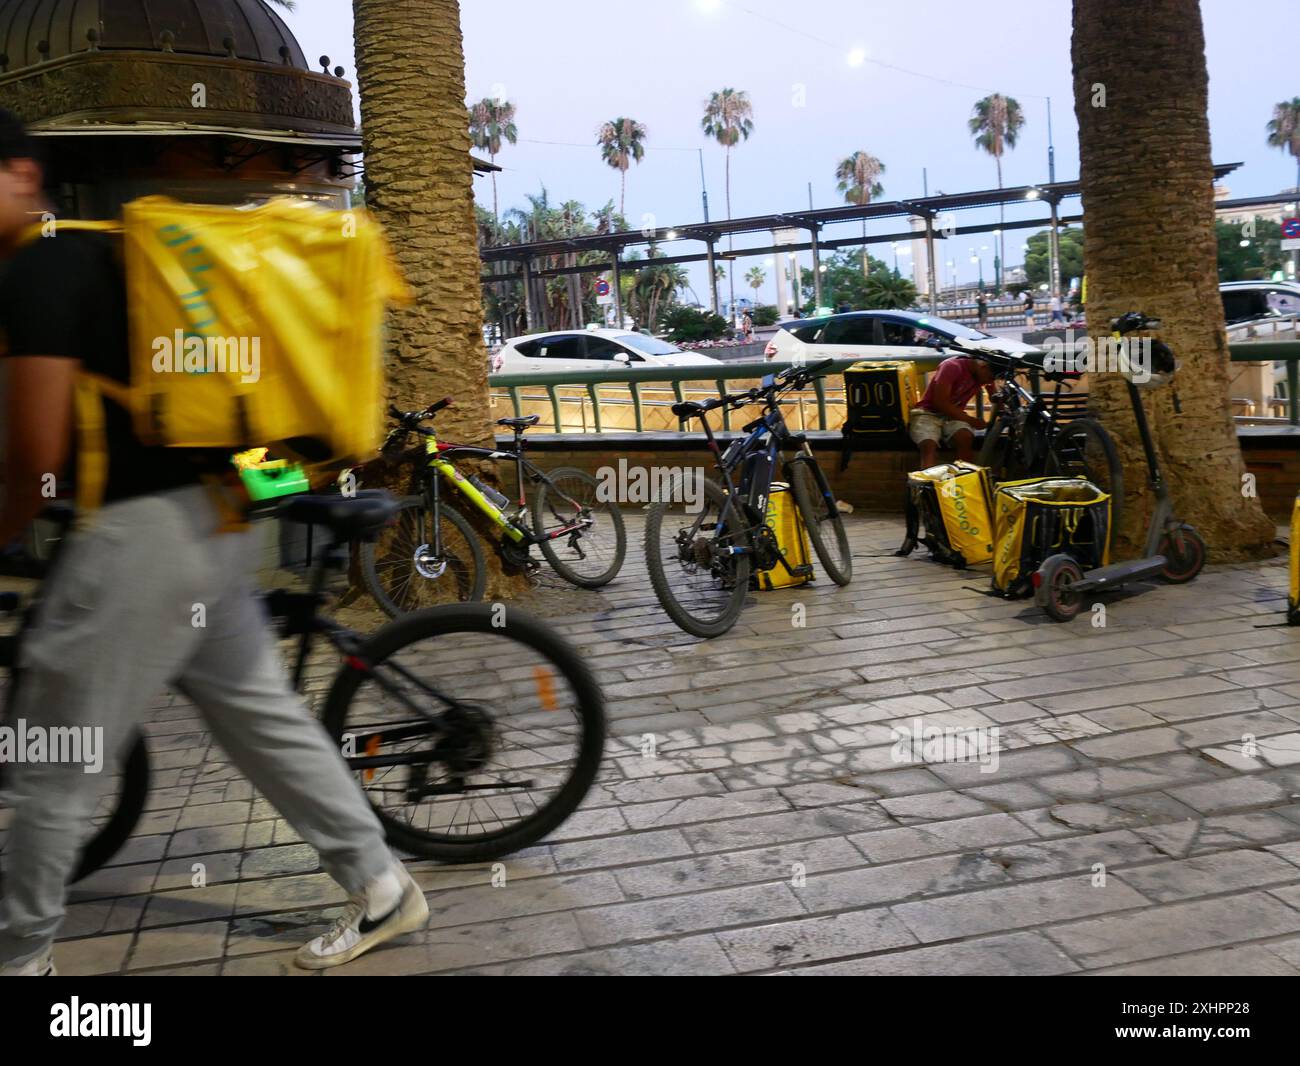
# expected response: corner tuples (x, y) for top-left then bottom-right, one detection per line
(0, 947), (56, 976)
(295, 864), (428, 970)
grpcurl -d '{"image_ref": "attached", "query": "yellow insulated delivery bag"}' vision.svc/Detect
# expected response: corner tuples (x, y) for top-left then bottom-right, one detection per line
(992, 477), (1111, 598)
(36, 196), (410, 510)
(899, 461), (995, 568)
(753, 482), (815, 590)
(839, 360), (922, 468)
(1289, 491), (1300, 625)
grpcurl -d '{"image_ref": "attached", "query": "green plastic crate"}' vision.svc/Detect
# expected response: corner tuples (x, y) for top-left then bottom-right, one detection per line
(240, 460), (309, 502)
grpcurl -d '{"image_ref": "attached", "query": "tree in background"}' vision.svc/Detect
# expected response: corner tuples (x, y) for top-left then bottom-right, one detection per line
(701, 88), (754, 321)
(745, 265), (767, 306)
(1266, 98), (1300, 202)
(1215, 218), (1285, 281)
(864, 272), (919, 310)
(662, 306), (731, 343)
(468, 96), (518, 242)
(835, 151), (885, 276)
(596, 117), (647, 217)
(800, 249), (891, 310)
(969, 93), (1024, 285)
(1071, 0), (1271, 555)
(1024, 226), (1084, 288)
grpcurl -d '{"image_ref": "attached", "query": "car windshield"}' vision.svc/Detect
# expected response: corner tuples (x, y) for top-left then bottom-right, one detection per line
(614, 333), (683, 356)
(912, 316), (994, 341)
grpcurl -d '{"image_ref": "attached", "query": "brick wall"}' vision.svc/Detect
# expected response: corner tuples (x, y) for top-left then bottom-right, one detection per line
(510, 430), (1300, 522)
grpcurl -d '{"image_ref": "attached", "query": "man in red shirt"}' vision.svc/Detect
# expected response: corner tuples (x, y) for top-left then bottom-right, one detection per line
(908, 353), (998, 468)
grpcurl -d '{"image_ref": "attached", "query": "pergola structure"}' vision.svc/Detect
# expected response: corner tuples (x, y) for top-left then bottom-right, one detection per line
(481, 163), (1243, 326)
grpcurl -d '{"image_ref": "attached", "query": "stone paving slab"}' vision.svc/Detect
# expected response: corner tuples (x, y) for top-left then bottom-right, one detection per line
(8, 512), (1300, 975)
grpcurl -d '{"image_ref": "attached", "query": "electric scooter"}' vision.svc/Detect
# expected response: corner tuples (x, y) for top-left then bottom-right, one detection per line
(1034, 311), (1206, 621)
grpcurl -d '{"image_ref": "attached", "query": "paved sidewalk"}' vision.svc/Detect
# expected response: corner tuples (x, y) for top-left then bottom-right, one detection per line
(15, 514), (1300, 975)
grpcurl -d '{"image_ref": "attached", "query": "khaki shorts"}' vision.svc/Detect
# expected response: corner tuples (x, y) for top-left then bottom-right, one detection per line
(908, 408), (972, 446)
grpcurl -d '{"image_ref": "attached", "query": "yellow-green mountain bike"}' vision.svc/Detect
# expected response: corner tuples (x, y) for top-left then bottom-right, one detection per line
(360, 400), (627, 616)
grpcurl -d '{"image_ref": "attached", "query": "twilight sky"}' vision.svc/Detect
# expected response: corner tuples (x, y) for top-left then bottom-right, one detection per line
(283, 0), (1300, 296)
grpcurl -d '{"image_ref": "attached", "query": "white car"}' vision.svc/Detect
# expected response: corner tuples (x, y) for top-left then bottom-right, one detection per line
(491, 328), (723, 373)
(763, 310), (1042, 363)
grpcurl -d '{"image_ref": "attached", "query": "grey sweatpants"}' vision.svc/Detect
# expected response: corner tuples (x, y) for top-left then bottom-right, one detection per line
(0, 484), (392, 965)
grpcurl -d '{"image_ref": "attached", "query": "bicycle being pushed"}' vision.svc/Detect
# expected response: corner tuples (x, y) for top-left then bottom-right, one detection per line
(0, 492), (606, 882)
(645, 359), (853, 638)
(360, 399), (627, 616)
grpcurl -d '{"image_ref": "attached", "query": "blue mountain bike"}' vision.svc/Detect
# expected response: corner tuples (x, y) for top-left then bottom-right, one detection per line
(645, 360), (852, 638)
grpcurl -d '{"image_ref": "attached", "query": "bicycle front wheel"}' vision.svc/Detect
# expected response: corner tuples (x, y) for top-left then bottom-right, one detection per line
(786, 456), (852, 585)
(1047, 417), (1125, 542)
(361, 496), (486, 617)
(321, 604), (605, 862)
(644, 475), (751, 638)
(534, 467), (627, 588)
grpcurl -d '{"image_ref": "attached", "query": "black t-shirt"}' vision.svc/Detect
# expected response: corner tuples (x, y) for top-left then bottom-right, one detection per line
(0, 231), (227, 502)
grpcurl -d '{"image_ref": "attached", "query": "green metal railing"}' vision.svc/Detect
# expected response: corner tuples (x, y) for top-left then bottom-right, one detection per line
(487, 343), (1300, 433)
(487, 357), (941, 434)
(1228, 339), (1300, 426)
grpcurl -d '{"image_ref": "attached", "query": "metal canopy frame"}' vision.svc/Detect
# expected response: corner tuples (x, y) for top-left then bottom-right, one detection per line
(482, 163), (1243, 320)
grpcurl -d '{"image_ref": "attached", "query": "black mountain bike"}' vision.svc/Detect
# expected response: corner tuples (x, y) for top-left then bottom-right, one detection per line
(645, 360), (852, 638)
(953, 338), (1126, 536)
(360, 400), (627, 616)
(0, 492), (605, 883)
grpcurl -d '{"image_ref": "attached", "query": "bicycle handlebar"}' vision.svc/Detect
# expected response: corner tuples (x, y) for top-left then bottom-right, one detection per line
(389, 397), (453, 427)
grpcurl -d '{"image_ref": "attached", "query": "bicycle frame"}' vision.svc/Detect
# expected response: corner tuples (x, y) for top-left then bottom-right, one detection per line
(269, 545), (464, 783)
(691, 381), (819, 573)
(410, 424), (593, 553)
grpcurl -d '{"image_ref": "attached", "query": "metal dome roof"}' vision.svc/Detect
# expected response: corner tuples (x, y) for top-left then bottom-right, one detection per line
(0, 0), (308, 71)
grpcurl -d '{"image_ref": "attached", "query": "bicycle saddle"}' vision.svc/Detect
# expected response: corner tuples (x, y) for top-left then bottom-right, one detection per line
(277, 490), (400, 542)
(496, 414), (540, 429)
(672, 400), (706, 418)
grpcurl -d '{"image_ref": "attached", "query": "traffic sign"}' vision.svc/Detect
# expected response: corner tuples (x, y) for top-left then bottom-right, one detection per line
(595, 279), (611, 296)
(1282, 217), (1300, 239)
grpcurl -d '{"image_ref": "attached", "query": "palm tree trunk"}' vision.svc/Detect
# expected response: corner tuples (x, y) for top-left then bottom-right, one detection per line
(995, 155), (1004, 290)
(1071, 0), (1272, 557)
(353, 0), (527, 595)
(490, 166), (499, 243)
(725, 145), (735, 323)
(862, 218), (868, 277)
(620, 169), (626, 218)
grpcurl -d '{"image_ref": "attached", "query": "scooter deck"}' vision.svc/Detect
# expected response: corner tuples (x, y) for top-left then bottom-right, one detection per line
(1072, 556), (1167, 592)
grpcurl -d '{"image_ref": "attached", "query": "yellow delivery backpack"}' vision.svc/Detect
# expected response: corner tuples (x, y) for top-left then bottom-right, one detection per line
(752, 481), (814, 590)
(27, 196), (410, 510)
(1289, 491), (1300, 625)
(899, 461), (996, 568)
(992, 476), (1111, 598)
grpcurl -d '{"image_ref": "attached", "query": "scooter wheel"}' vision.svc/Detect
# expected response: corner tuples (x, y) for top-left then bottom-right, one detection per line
(1158, 524), (1206, 584)
(1036, 554), (1084, 622)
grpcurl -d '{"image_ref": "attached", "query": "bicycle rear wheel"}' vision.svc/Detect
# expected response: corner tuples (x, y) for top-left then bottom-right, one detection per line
(361, 496), (486, 617)
(644, 475), (751, 638)
(1047, 417), (1125, 543)
(321, 604), (605, 863)
(534, 467), (627, 588)
(786, 456), (852, 585)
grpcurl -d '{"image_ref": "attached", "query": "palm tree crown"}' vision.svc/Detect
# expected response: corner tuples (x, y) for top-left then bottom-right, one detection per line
(969, 93), (1025, 166)
(1267, 98), (1300, 196)
(469, 97), (518, 244)
(835, 151), (885, 206)
(701, 88), (754, 148)
(596, 117), (648, 216)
